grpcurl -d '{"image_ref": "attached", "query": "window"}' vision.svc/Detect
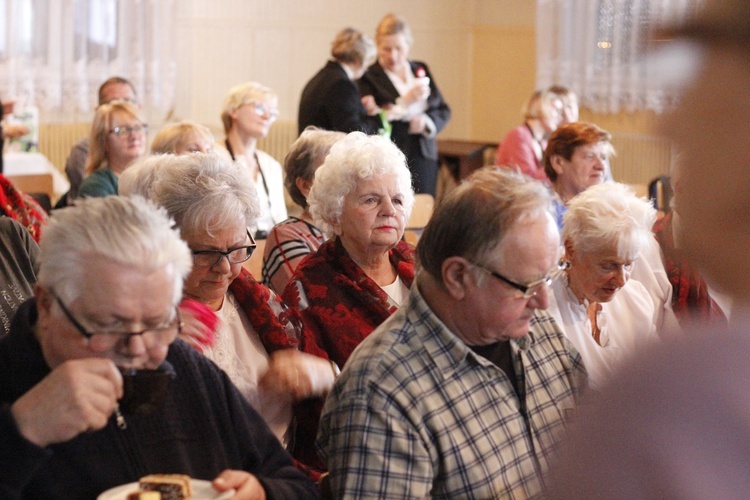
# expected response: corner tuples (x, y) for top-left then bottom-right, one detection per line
(0, 0), (177, 118)
(537, 0), (705, 113)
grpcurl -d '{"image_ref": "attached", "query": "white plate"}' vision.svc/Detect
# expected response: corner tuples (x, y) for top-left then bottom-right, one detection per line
(98, 478), (234, 499)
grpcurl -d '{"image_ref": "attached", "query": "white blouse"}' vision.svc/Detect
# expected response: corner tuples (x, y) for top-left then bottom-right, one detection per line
(548, 274), (659, 389)
(202, 292), (293, 446)
(215, 145), (288, 234)
(381, 275), (409, 307)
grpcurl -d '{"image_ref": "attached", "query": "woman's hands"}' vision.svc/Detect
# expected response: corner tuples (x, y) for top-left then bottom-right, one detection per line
(259, 349), (336, 401)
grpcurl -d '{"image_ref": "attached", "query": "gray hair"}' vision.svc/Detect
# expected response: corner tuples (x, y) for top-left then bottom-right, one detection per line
(151, 151), (261, 238)
(151, 120), (214, 155)
(38, 196), (192, 304)
(418, 167), (554, 285)
(284, 127), (346, 208)
(118, 154), (175, 198)
(562, 182), (656, 259)
(221, 81), (277, 134)
(331, 27), (376, 66)
(307, 131), (414, 238)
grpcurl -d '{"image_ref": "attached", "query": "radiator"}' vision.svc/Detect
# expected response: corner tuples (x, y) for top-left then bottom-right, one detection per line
(609, 132), (675, 185)
(257, 120), (298, 164)
(35, 120), (300, 177)
(37, 122), (90, 174)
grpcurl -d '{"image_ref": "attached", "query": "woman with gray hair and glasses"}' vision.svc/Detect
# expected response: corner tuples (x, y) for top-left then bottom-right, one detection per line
(150, 152), (335, 477)
(547, 182), (660, 389)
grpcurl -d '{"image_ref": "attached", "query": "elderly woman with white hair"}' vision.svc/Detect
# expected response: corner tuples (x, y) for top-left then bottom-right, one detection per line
(149, 152), (335, 477)
(283, 131), (415, 370)
(548, 182), (660, 389)
(216, 82), (287, 237)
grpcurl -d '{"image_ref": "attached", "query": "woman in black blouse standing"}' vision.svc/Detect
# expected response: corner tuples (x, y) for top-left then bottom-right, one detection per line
(358, 13), (451, 196)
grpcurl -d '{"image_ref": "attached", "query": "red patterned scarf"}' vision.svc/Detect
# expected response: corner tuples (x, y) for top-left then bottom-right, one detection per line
(0, 174), (47, 242)
(653, 212), (727, 329)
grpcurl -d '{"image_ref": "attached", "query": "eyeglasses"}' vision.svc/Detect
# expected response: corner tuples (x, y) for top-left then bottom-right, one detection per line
(191, 230), (257, 268)
(251, 103), (279, 121)
(52, 292), (182, 352)
(474, 262), (566, 299)
(109, 124), (148, 137)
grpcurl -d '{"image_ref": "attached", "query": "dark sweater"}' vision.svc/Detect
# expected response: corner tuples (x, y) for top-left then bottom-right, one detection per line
(0, 299), (320, 500)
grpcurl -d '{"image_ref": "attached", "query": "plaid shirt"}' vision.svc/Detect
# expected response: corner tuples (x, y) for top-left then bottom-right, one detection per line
(317, 280), (587, 499)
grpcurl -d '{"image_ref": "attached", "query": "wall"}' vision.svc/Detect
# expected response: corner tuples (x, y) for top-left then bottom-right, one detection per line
(173, 0), (480, 139)
(36, 1), (669, 184)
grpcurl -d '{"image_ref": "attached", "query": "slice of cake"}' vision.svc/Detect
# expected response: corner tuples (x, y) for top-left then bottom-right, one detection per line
(138, 474), (192, 500)
(127, 491), (161, 500)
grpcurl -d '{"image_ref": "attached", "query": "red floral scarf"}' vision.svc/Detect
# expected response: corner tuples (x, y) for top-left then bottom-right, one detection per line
(653, 212), (727, 329)
(228, 267), (304, 352)
(282, 237), (415, 369)
(0, 174), (47, 242)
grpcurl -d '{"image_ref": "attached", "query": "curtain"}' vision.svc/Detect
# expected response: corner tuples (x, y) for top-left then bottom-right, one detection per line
(536, 0), (704, 113)
(0, 0), (177, 120)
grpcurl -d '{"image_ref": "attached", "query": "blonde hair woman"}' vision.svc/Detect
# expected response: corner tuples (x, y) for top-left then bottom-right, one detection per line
(216, 82), (287, 237)
(78, 100), (147, 198)
(151, 120), (214, 155)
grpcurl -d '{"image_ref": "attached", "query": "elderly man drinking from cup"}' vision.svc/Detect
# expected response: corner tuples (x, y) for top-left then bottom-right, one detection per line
(0, 196), (318, 499)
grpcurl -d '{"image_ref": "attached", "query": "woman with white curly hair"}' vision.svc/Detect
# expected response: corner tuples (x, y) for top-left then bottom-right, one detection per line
(283, 131), (415, 370)
(548, 182), (660, 389)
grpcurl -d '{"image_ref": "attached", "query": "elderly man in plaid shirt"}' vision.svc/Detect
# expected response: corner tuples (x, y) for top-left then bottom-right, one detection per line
(317, 167), (587, 499)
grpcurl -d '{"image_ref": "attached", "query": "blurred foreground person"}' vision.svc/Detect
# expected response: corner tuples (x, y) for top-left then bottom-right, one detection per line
(547, 1), (750, 497)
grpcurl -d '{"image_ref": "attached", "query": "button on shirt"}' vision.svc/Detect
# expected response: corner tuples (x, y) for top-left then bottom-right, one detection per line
(317, 279), (587, 499)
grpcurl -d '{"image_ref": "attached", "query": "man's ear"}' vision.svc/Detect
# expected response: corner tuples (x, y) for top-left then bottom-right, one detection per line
(550, 154), (566, 176)
(34, 284), (55, 333)
(441, 256), (474, 300)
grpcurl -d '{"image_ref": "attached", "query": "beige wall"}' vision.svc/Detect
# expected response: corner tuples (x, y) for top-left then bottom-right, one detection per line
(38, 1), (668, 184)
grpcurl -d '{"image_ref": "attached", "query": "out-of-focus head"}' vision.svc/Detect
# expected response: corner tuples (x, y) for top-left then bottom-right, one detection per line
(418, 168), (559, 343)
(548, 84), (579, 124)
(308, 131), (414, 238)
(151, 120), (214, 155)
(523, 89), (564, 134)
(562, 182), (655, 303)
(332, 27), (376, 77)
(98, 76), (137, 106)
(545, 122), (613, 199)
(87, 100), (147, 175)
(657, 0), (750, 298)
(151, 152), (260, 308)
(118, 154), (181, 199)
(375, 13), (413, 73)
(220, 81), (278, 135)
(35, 196), (192, 369)
(284, 127), (346, 209)
(151, 152), (260, 238)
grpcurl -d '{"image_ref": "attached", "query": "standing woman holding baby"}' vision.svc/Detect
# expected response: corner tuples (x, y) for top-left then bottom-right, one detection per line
(358, 13), (451, 196)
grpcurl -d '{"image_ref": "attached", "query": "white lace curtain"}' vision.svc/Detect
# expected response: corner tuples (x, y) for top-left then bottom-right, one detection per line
(537, 0), (704, 113)
(0, 0), (177, 119)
